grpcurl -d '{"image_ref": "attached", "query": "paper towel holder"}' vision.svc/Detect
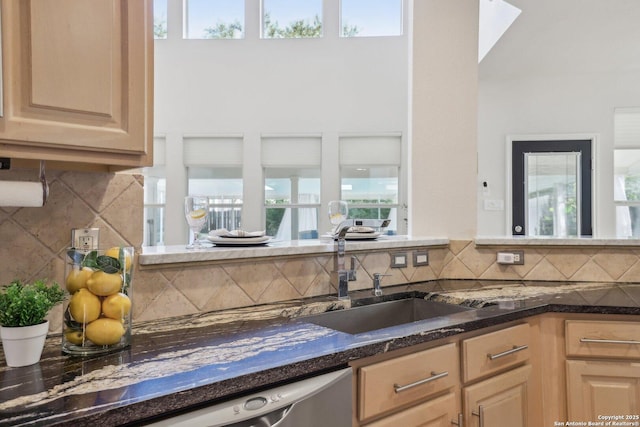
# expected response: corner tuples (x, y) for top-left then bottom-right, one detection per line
(39, 160), (49, 206)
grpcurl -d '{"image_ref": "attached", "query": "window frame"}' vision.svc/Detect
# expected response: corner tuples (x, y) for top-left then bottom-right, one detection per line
(507, 135), (595, 237)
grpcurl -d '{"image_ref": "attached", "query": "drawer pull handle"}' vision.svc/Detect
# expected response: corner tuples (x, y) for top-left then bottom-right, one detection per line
(487, 344), (528, 360)
(393, 370), (448, 393)
(472, 405), (485, 427)
(580, 338), (640, 345)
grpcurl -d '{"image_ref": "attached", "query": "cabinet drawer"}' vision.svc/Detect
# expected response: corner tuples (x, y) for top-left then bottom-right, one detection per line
(365, 392), (457, 427)
(358, 343), (459, 421)
(566, 320), (640, 359)
(462, 323), (530, 383)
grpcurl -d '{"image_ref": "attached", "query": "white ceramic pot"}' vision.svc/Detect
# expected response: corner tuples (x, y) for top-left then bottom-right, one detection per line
(1, 320), (49, 368)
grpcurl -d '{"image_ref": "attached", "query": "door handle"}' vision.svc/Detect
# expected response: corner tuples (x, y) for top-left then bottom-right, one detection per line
(472, 405), (485, 427)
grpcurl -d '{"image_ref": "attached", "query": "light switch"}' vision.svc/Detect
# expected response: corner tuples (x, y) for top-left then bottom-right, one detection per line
(391, 252), (407, 268)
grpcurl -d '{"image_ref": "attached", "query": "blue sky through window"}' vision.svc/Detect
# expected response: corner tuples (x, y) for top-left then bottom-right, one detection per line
(186, 0), (245, 39)
(341, 0), (402, 37)
(164, 0), (404, 39)
(263, 0), (322, 27)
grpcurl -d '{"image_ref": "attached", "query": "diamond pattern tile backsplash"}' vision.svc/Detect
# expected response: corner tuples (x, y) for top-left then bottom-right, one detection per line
(2, 169), (640, 333)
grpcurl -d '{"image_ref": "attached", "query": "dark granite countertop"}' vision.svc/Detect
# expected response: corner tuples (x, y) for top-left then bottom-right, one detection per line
(2, 280), (640, 426)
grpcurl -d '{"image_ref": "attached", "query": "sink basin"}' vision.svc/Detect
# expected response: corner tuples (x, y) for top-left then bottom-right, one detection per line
(301, 298), (474, 334)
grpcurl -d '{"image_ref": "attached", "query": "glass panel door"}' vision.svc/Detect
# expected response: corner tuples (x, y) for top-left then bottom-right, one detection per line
(525, 152), (580, 237)
(511, 139), (592, 237)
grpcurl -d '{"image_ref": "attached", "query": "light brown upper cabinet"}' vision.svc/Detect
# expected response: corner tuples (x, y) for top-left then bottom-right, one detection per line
(0, 0), (153, 170)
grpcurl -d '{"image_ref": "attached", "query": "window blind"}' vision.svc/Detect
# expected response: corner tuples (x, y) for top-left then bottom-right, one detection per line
(183, 136), (243, 166)
(615, 108), (640, 147)
(261, 136), (322, 167)
(339, 135), (401, 165)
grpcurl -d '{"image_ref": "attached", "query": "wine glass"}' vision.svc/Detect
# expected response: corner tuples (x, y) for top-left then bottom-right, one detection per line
(184, 196), (209, 250)
(328, 200), (348, 233)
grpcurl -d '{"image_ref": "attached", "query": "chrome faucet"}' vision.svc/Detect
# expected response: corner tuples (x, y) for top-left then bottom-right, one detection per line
(334, 219), (391, 300)
(372, 273), (391, 297)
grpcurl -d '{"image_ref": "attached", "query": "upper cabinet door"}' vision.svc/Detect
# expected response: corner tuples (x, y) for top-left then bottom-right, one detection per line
(0, 0), (153, 169)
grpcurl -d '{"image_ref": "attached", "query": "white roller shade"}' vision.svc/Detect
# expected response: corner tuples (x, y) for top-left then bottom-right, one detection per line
(184, 136), (243, 166)
(261, 136), (322, 167)
(615, 108), (640, 147)
(340, 135), (401, 165)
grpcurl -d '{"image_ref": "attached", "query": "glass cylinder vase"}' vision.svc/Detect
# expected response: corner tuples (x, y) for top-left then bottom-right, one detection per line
(62, 247), (134, 356)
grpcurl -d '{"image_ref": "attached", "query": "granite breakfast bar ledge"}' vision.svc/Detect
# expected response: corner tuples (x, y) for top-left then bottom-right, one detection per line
(138, 236), (449, 265)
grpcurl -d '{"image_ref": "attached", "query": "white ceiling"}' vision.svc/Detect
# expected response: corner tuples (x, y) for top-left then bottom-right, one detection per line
(479, 0), (640, 80)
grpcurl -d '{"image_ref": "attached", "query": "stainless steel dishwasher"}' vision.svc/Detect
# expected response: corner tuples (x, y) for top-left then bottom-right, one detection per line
(146, 367), (353, 427)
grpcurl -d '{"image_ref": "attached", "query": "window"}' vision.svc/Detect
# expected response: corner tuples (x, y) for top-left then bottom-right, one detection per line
(184, 136), (243, 238)
(265, 168), (320, 239)
(262, 0), (322, 38)
(154, 0), (168, 39)
(188, 167), (243, 231)
(340, 0), (403, 37)
(340, 135), (401, 234)
(185, 0), (244, 39)
(262, 136), (321, 239)
(143, 138), (167, 246)
(614, 108), (640, 237)
(511, 139), (592, 237)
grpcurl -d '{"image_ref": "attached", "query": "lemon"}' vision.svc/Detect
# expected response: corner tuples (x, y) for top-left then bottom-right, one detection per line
(65, 266), (94, 293)
(86, 270), (123, 296)
(85, 318), (125, 346)
(190, 208), (206, 219)
(68, 289), (102, 324)
(102, 293), (132, 320)
(105, 247), (132, 271)
(65, 329), (85, 345)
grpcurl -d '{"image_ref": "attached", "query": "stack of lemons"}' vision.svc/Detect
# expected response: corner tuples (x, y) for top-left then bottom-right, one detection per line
(65, 247), (132, 347)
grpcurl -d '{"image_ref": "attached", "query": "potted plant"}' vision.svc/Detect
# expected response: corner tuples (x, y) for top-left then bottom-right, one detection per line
(0, 279), (66, 367)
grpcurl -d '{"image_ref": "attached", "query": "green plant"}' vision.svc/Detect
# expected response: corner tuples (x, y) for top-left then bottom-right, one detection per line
(0, 280), (66, 327)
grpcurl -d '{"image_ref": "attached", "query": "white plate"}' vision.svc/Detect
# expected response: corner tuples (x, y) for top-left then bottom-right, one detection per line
(344, 231), (381, 240)
(324, 232), (381, 240)
(207, 235), (271, 246)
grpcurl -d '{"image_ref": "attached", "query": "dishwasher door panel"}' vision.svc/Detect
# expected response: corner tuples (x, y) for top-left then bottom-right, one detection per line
(146, 367), (353, 427)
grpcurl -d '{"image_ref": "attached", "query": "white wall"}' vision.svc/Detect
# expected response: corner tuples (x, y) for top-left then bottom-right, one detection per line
(154, 0), (409, 244)
(476, 0), (640, 237)
(410, 0), (479, 238)
(477, 71), (640, 237)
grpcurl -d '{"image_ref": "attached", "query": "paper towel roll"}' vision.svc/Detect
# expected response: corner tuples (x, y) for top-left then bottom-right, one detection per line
(0, 181), (47, 207)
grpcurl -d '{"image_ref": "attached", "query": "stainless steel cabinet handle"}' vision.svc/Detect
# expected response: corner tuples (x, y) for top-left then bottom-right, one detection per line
(580, 338), (640, 345)
(472, 405), (485, 427)
(393, 370), (448, 393)
(487, 344), (528, 360)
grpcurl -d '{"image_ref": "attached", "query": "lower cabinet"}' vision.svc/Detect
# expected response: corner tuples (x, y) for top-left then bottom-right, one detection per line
(463, 364), (532, 427)
(566, 360), (640, 418)
(565, 319), (640, 419)
(352, 322), (539, 427)
(352, 315), (640, 426)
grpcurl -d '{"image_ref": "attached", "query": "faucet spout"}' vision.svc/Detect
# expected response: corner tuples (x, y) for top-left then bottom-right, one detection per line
(334, 219), (390, 300)
(335, 221), (352, 300)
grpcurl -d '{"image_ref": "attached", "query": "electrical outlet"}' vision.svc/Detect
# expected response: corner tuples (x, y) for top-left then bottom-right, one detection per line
(413, 250), (429, 266)
(72, 228), (100, 251)
(496, 250), (524, 265)
(391, 252), (408, 268)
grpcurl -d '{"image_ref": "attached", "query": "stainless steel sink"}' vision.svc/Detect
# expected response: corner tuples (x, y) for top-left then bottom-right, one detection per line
(301, 298), (474, 334)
